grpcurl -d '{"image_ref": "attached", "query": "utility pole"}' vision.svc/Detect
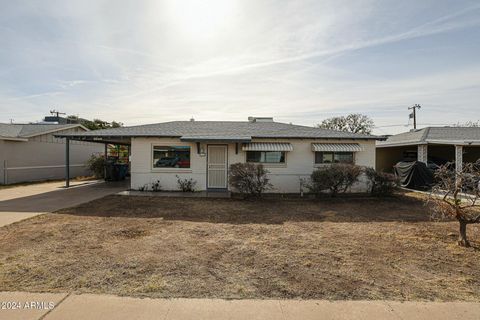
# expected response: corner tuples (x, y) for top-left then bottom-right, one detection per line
(408, 104), (421, 129)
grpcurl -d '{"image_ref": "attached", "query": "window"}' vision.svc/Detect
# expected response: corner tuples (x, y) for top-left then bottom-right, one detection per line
(246, 151), (285, 163)
(315, 152), (354, 164)
(153, 146), (191, 168)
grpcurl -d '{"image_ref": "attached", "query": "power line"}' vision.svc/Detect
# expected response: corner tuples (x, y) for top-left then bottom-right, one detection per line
(374, 124), (409, 128)
(375, 122), (454, 128)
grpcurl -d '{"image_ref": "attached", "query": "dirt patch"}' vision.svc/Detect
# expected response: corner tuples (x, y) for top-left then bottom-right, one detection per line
(0, 194), (479, 301)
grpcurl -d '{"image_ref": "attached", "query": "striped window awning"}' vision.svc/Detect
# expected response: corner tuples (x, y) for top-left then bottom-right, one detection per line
(311, 143), (363, 152)
(242, 142), (293, 152)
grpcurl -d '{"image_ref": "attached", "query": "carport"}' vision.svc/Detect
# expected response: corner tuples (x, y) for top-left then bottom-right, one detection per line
(55, 131), (131, 187)
(376, 127), (480, 173)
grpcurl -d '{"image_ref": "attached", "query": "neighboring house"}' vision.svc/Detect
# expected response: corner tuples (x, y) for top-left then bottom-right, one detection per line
(57, 117), (382, 193)
(376, 127), (480, 172)
(0, 123), (102, 184)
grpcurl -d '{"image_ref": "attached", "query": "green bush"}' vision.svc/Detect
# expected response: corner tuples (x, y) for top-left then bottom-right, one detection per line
(86, 154), (105, 178)
(309, 163), (362, 197)
(229, 163), (272, 197)
(365, 167), (398, 196)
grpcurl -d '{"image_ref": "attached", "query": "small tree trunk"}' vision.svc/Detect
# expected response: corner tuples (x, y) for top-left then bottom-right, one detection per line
(458, 220), (470, 247)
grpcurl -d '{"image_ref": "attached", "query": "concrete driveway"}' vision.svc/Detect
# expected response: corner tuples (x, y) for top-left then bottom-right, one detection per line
(0, 180), (128, 227)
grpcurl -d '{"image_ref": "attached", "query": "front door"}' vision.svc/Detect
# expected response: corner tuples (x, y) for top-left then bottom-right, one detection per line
(207, 145), (228, 189)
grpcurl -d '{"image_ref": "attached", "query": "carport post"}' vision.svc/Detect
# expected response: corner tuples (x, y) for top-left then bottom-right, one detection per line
(65, 137), (70, 188)
(104, 143), (108, 180)
(455, 145), (463, 173)
(417, 144), (428, 164)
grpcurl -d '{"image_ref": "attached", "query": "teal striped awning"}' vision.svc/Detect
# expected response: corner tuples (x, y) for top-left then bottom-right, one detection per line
(311, 143), (363, 152)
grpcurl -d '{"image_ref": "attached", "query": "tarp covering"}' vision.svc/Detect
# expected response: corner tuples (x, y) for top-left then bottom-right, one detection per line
(394, 161), (434, 189)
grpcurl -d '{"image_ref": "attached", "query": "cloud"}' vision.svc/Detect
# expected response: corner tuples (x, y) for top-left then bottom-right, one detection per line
(0, 0), (479, 135)
(100, 2), (480, 105)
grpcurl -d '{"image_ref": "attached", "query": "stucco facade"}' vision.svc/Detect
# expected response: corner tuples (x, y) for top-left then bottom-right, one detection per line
(130, 137), (376, 193)
(1, 127), (102, 184)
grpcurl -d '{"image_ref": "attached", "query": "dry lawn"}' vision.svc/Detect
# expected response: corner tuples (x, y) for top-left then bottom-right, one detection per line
(0, 193), (479, 301)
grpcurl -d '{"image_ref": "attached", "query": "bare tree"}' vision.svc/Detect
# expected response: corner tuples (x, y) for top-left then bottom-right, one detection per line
(427, 161), (480, 247)
(454, 121), (480, 127)
(317, 113), (374, 134)
(67, 115), (123, 130)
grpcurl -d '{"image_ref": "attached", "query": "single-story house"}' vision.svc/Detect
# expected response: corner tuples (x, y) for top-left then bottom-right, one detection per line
(376, 126), (480, 172)
(56, 117), (383, 193)
(0, 123), (102, 184)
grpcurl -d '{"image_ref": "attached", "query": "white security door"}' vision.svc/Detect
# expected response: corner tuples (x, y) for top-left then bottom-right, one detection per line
(207, 145), (228, 189)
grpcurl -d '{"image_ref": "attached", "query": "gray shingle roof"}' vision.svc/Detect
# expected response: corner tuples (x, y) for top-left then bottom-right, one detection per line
(55, 121), (381, 140)
(0, 124), (23, 138)
(0, 123), (84, 139)
(378, 127), (480, 147)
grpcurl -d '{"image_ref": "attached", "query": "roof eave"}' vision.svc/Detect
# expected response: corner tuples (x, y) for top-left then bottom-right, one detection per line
(376, 141), (424, 148)
(54, 134), (180, 139)
(425, 139), (480, 146)
(253, 135), (384, 140)
(0, 136), (28, 142)
(377, 139), (480, 147)
(180, 137), (252, 142)
(22, 124), (88, 138)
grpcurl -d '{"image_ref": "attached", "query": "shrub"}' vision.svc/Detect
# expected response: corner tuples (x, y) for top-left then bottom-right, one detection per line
(176, 175), (197, 192)
(309, 163), (362, 197)
(151, 180), (162, 192)
(365, 168), (398, 196)
(229, 163), (272, 197)
(86, 154), (105, 178)
(138, 180), (161, 192)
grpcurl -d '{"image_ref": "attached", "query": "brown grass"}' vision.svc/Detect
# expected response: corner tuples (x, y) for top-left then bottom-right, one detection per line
(0, 193), (479, 301)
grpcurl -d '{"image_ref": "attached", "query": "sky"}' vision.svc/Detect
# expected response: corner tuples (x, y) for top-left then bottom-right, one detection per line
(1, 0), (479, 134)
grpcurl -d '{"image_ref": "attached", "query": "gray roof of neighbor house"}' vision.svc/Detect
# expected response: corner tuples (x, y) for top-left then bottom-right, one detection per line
(377, 127), (480, 147)
(0, 123), (86, 141)
(55, 120), (383, 141)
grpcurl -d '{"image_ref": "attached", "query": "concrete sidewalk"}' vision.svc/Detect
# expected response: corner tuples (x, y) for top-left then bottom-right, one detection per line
(0, 292), (479, 320)
(0, 180), (128, 227)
